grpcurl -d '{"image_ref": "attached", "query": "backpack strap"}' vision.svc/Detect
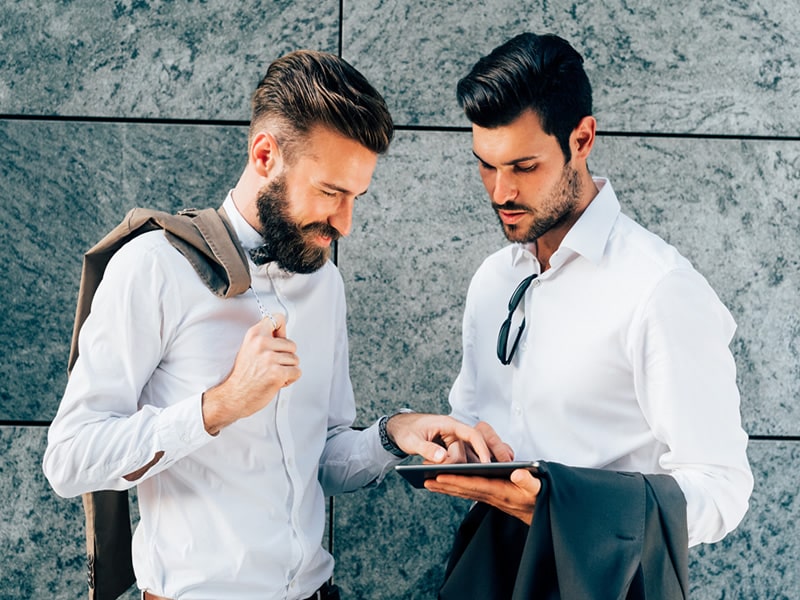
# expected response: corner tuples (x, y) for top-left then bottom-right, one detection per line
(70, 205), (250, 599)
(68, 206), (250, 374)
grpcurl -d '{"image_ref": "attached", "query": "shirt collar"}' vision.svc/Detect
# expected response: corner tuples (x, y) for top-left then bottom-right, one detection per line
(509, 177), (620, 269)
(222, 191), (264, 252)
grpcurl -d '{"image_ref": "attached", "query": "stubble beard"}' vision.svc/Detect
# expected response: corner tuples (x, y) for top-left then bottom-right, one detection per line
(255, 175), (340, 274)
(498, 163), (582, 244)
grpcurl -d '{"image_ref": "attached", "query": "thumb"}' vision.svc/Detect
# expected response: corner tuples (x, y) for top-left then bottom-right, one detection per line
(268, 313), (287, 339)
(510, 469), (542, 494)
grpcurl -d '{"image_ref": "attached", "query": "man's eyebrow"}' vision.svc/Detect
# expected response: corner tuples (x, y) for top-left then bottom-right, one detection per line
(472, 150), (540, 166)
(319, 181), (369, 196)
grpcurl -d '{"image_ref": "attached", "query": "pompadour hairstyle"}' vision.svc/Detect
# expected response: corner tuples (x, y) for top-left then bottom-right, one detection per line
(457, 33), (592, 161)
(250, 50), (394, 160)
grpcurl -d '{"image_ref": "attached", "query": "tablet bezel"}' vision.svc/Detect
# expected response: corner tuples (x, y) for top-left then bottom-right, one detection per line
(395, 461), (541, 489)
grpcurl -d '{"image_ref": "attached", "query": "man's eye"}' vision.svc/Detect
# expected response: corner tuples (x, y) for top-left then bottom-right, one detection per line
(516, 164), (536, 173)
(320, 189), (337, 197)
(478, 161), (495, 171)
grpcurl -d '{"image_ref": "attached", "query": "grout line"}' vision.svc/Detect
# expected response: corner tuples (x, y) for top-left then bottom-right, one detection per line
(338, 0), (344, 58)
(1, 114), (799, 142)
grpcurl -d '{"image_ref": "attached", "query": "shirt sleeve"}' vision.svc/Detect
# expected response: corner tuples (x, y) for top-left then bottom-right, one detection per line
(631, 267), (754, 546)
(448, 271), (483, 427)
(43, 237), (215, 498)
(316, 283), (401, 495)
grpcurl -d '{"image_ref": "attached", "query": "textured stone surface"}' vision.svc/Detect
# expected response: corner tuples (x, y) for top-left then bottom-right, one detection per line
(340, 130), (505, 423)
(0, 0), (338, 119)
(689, 440), (800, 599)
(0, 119), (247, 421)
(343, 0), (800, 135)
(1, 0), (798, 598)
(0, 426), (140, 600)
(342, 130), (800, 436)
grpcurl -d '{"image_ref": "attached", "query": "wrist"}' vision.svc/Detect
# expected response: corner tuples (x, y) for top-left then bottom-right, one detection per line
(201, 388), (234, 436)
(379, 409), (414, 458)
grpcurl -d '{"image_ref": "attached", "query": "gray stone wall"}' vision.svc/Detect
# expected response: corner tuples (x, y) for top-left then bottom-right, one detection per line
(1, 1), (797, 598)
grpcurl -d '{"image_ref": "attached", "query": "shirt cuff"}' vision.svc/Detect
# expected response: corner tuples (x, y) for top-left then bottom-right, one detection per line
(154, 393), (215, 457)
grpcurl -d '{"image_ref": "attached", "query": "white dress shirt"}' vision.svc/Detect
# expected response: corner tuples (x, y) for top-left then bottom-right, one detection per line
(449, 178), (753, 546)
(43, 194), (398, 599)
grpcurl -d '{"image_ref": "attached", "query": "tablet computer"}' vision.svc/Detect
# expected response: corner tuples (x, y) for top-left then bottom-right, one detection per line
(395, 461), (541, 489)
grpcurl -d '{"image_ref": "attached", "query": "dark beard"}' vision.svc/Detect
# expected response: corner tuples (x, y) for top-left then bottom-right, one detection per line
(495, 163), (582, 243)
(255, 175), (341, 274)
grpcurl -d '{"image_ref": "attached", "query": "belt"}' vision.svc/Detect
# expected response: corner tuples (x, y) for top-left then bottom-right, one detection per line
(142, 581), (339, 600)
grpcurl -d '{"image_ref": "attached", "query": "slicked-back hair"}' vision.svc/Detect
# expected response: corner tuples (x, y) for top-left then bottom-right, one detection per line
(250, 50), (394, 161)
(457, 33), (592, 162)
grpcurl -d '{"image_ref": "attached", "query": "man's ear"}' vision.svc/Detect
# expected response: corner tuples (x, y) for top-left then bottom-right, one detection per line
(571, 116), (597, 161)
(250, 131), (283, 178)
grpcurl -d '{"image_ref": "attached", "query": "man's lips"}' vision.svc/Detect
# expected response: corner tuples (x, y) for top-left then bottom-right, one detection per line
(497, 209), (529, 225)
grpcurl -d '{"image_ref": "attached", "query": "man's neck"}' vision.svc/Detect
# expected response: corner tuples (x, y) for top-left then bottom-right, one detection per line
(533, 172), (599, 271)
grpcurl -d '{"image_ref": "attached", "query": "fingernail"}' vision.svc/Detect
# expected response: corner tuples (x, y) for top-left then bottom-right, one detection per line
(434, 448), (446, 462)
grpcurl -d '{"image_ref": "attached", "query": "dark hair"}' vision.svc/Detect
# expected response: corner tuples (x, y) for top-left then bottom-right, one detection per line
(457, 33), (592, 161)
(250, 50), (394, 160)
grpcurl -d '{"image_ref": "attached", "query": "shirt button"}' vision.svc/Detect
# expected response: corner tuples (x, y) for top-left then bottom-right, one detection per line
(532, 279), (541, 288)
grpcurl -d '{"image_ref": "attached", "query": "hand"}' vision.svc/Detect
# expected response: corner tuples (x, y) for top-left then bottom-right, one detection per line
(201, 314), (301, 435)
(385, 413), (493, 464)
(424, 467), (541, 525)
(472, 421), (515, 463)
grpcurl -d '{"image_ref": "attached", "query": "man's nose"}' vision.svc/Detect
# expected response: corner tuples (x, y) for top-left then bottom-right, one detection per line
(492, 170), (518, 204)
(328, 196), (355, 237)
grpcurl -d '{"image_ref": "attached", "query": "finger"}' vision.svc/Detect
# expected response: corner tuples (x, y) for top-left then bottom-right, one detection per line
(281, 365), (302, 387)
(476, 421), (515, 462)
(415, 441), (449, 464)
(445, 442), (467, 464)
(510, 469), (541, 496)
(455, 424), (492, 464)
(263, 313), (287, 339)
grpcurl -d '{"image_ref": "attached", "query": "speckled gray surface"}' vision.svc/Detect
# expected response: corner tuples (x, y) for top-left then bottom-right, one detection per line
(0, 426), (140, 599)
(343, 0), (800, 135)
(1, 0), (799, 598)
(0, 119), (247, 422)
(342, 130), (800, 437)
(0, 0), (339, 119)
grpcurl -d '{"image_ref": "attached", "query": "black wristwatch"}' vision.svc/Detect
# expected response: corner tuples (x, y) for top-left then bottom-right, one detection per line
(379, 409), (414, 458)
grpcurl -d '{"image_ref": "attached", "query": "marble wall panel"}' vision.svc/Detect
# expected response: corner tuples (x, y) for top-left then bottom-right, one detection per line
(689, 440), (800, 599)
(0, 425), (140, 599)
(341, 131), (800, 435)
(342, 0), (800, 135)
(590, 136), (800, 437)
(0, 119), (247, 421)
(340, 130), (505, 422)
(0, 0), (338, 119)
(332, 440), (799, 599)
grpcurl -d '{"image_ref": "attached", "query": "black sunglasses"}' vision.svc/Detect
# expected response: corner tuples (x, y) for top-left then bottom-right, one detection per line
(496, 274), (537, 365)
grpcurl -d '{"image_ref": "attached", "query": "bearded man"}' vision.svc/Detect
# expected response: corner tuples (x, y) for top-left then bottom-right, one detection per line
(44, 49), (492, 600)
(423, 33), (753, 598)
